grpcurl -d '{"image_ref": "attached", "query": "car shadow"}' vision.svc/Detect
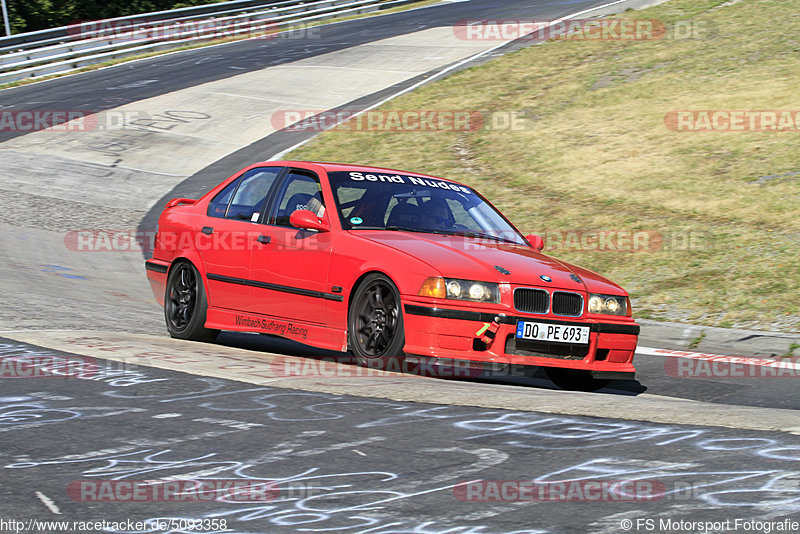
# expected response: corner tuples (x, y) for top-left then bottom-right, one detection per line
(215, 331), (647, 396)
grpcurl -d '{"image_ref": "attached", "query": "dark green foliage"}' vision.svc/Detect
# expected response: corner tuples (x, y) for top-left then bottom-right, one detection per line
(4, 0), (227, 34)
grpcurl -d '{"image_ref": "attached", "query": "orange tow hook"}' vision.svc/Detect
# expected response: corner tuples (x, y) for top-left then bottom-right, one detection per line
(477, 314), (504, 348)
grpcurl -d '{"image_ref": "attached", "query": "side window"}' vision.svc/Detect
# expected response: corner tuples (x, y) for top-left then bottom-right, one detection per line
(207, 179), (238, 218)
(208, 167), (282, 221)
(444, 197), (482, 231)
(269, 171), (325, 227)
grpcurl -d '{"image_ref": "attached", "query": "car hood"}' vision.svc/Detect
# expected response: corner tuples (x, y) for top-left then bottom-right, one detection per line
(356, 231), (626, 294)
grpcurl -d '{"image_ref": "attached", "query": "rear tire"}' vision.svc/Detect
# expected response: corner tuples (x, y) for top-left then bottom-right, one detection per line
(348, 273), (405, 369)
(164, 261), (219, 342)
(545, 368), (610, 392)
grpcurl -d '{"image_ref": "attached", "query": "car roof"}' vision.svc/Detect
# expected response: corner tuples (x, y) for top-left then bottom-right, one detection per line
(256, 160), (470, 188)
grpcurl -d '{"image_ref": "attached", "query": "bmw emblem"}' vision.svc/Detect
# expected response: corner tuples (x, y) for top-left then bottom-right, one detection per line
(540, 275), (552, 282)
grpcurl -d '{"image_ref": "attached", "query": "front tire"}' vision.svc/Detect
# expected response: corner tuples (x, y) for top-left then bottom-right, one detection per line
(348, 273), (405, 368)
(164, 261), (219, 342)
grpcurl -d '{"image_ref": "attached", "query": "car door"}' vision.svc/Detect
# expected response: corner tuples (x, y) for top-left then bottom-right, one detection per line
(248, 168), (333, 324)
(198, 166), (283, 311)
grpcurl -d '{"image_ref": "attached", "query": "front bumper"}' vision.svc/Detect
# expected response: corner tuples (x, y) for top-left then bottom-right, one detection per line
(402, 300), (638, 375)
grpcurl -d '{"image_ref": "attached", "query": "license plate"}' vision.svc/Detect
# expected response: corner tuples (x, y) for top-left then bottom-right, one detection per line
(515, 321), (590, 344)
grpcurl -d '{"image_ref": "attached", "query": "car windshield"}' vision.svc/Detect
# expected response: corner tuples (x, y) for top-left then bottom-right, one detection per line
(328, 170), (527, 245)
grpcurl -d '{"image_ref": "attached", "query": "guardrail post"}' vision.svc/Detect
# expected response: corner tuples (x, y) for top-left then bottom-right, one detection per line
(1, 0), (11, 37)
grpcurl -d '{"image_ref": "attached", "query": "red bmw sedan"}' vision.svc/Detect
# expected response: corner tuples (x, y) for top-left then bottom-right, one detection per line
(146, 161), (639, 390)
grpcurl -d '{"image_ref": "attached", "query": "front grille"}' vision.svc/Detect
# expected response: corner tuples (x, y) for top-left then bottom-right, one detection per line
(505, 335), (590, 360)
(514, 288), (549, 314)
(552, 291), (583, 317)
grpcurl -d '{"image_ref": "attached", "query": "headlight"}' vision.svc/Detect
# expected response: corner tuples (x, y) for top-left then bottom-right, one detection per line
(588, 294), (629, 316)
(418, 277), (499, 303)
(446, 280), (463, 298)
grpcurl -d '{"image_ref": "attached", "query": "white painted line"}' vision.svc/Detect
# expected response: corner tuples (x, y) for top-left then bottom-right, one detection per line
(35, 491), (61, 515)
(637, 346), (800, 370)
(271, 0), (630, 159)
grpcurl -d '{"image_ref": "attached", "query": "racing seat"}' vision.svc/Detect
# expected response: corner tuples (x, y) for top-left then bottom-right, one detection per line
(347, 192), (386, 227)
(421, 198), (455, 229)
(286, 192), (313, 213)
(276, 192), (324, 226)
(386, 201), (422, 227)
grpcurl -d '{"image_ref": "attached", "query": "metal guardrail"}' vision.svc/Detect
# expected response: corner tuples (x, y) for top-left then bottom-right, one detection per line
(0, 0), (348, 68)
(0, 0), (419, 84)
(0, 0), (299, 50)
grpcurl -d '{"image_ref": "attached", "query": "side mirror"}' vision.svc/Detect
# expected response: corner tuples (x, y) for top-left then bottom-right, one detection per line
(290, 209), (330, 232)
(525, 233), (544, 252)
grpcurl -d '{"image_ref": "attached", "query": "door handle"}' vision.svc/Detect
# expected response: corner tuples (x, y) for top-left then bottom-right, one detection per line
(201, 226), (213, 235)
(257, 235), (271, 244)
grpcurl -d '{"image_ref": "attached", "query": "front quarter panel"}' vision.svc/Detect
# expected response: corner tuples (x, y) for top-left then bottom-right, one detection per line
(326, 231), (442, 331)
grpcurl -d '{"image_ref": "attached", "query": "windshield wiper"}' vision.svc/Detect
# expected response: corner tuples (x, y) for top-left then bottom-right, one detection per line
(384, 226), (452, 235)
(450, 231), (520, 244)
(383, 226), (520, 244)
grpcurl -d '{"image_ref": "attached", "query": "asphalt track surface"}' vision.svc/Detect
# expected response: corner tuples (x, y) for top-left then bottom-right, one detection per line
(3, 337), (800, 534)
(1, 0), (799, 532)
